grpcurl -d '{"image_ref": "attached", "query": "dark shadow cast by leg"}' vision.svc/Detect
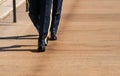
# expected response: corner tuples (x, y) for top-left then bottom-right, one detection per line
(0, 34), (38, 40)
(0, 45), (38, 52)
(0, 34), (42, 52)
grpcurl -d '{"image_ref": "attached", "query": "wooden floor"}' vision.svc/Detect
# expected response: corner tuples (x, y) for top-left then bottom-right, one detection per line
(0, 0), (120, 76)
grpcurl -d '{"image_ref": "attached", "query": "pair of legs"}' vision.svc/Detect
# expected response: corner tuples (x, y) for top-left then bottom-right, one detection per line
(28, 0), (63, 52)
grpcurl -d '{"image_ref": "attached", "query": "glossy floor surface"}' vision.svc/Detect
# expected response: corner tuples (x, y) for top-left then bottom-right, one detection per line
(0, 0), (120, 76)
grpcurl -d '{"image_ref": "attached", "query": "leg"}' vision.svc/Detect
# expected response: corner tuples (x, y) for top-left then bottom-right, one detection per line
(50, 0), (63, 37)
(28, 0), (40, 32)
(28, 0), (46, 52)
(38, 0), (52, 52)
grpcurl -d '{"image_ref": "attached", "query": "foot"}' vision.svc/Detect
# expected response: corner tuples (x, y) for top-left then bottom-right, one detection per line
(38, 45), (45, 52)
(48, 35), (57, 41)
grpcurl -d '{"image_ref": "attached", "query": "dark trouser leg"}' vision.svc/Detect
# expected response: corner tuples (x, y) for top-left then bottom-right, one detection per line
(38, 0), (52, 46)
(28, 0), (40, 32)
(29, 0), (45, 52)
(29, 13), (40, 32)
(50, 0), (63, 36)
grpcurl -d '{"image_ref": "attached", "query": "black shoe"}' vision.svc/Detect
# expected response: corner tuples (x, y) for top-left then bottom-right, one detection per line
(38, 45), (45, 52)
(48, 35), (57, 41)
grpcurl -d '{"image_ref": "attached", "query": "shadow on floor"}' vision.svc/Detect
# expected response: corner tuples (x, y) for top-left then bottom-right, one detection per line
(0, 45), (39, 52)
(0, 34), (38, 40)
(0, 34), (42, 52)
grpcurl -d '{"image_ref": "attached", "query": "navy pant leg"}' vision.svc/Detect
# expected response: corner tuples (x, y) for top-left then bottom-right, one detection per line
(39, 0), (52, 41)
(28, 0), (40, 32)
(50, 0), (63, 36)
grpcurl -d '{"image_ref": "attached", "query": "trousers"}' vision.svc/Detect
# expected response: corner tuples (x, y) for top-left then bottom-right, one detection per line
(28, 0), (63, 44)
